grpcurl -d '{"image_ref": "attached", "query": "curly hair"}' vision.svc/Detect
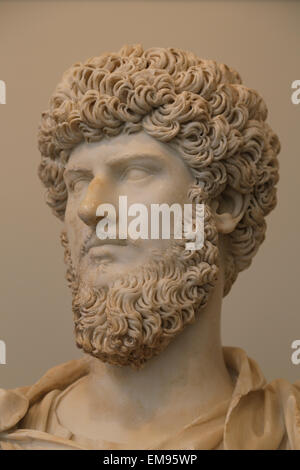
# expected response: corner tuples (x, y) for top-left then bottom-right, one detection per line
(38, 44), (280, 296)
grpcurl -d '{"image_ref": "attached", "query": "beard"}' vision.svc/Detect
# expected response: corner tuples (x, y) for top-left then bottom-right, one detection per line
(61, 202), (219, 369)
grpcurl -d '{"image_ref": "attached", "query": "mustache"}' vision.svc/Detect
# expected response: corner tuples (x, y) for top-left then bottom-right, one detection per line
(79, 229), (141, 261)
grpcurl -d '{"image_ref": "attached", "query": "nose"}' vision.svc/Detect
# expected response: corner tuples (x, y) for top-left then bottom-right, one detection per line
(78, 176), (108, 226)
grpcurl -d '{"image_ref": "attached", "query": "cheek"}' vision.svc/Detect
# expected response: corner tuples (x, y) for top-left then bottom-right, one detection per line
(149, 165), (193, 206)
(126, 177), (192, 207)
(150, 179), (192, 207)
(64, 201), (84, 269)
(168, 170), (194, 204)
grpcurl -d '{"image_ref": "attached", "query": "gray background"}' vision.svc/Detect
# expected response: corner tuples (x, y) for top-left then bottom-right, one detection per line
(0, 0), (299, 388)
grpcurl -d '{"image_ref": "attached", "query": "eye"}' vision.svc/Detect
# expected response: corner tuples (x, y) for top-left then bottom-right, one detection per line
(69, 178), (88, 193)
(122, 167), (151, 181)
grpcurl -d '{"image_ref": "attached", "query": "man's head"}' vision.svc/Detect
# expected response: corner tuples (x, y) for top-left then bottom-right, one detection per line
(38, 45), (280, 368)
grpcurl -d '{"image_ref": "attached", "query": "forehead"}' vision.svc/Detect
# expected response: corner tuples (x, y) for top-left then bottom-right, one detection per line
(66, 131), (188, 171)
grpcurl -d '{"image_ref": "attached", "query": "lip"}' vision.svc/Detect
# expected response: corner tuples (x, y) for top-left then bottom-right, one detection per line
(80, 235), (128, 262)
(87, 243), (125, 261)
(86, 237), (127, 251)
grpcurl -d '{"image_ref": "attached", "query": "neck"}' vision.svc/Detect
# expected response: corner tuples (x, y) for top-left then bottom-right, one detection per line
(85, 266), (234, 430)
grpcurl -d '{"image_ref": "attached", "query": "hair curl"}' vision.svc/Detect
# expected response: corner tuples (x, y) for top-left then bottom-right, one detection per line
(38, 44), (280, 296)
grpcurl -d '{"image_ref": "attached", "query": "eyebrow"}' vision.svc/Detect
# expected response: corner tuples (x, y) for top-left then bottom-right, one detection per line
(107, 152), (165, 168)
(64, 168), (94, 179)
(65, 152), (166, 176)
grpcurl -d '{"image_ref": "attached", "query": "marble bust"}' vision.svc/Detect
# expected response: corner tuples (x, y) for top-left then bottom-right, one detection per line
(0, 45), (299, 450)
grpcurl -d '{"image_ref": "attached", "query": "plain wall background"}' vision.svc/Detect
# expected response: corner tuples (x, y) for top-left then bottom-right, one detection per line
(0, 0), (299, 389)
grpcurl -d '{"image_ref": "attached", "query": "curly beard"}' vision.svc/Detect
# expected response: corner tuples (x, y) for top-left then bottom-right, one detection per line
(61, 203), (219, 369)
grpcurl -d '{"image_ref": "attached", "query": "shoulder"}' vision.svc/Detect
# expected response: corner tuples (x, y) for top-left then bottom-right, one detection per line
(266, 377), (300, 449)
(225, 374), (300, 449)
(0, 356), (89, 433)
(223, 347), (300, 449)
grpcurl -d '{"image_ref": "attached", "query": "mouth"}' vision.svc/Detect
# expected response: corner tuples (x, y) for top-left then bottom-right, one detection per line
(88, 244), (121, 261)
(83, 237), (128, 262)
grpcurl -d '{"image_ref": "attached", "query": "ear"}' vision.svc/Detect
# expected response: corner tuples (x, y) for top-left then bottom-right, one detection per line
(211, 188), (250, 234)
